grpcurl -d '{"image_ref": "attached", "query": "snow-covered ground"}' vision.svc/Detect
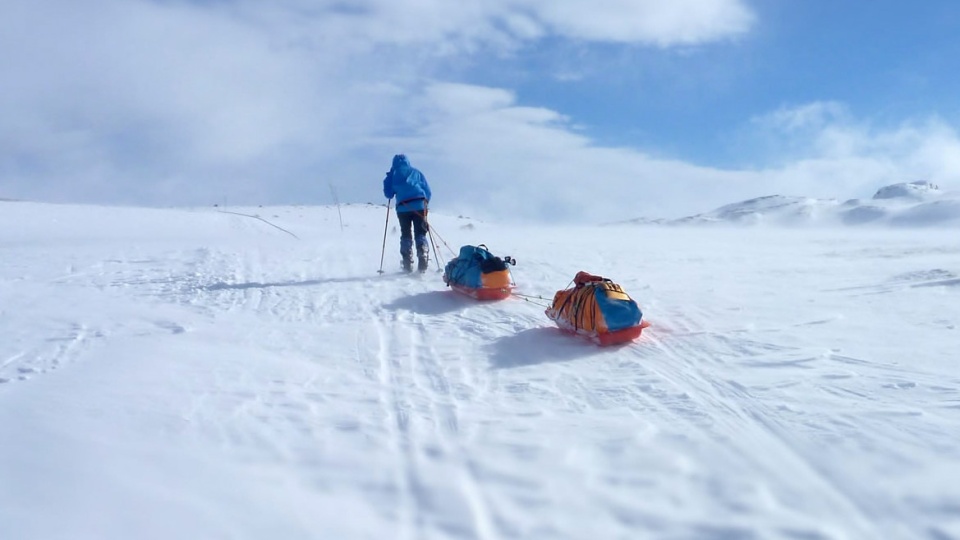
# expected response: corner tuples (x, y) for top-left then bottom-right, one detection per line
(2, 201), (959, 540)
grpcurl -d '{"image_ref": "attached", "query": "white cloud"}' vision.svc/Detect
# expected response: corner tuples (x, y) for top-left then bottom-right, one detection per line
(1, 0), (368, 202)
(3, 0), (959, 223)
(749, 103), (960, 201)
(375, 82), (760, 222)
(233, 0), (755, 51)
(395, 92), (960, 222)
(534, 0), (755, 45)
(0, 0), (756, 211)
(756, 101), (850, 134)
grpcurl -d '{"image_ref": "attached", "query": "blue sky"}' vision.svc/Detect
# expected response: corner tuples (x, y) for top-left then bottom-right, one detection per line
(488, 1), (960, 165)
(2, 0), (959, 222)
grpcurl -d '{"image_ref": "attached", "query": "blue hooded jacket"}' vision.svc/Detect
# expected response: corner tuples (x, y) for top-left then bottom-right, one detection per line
(383, 154), (431, 213)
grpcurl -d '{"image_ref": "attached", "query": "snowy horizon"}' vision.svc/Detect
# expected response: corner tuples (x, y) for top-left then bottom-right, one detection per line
(4, 179), (960, 228)
(2, 201), (959, 539)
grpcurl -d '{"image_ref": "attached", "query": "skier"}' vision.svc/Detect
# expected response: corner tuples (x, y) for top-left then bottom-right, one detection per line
(383, 154), (432, 272)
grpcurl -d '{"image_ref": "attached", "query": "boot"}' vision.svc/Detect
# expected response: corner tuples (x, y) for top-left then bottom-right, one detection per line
(401, 251), (413, 273)
(416, 245), (429, 273)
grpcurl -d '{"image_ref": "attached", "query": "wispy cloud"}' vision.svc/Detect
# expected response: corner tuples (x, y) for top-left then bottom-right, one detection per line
(754, 101), (850, 134)
(534, 0), (754, 45)
(232, 0), (755, 50)
(3, 0), (958, 222)
(747, 103), (960, 202)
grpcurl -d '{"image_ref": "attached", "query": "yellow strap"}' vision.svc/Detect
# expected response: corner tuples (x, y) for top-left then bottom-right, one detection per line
(598, 282), (631, 301)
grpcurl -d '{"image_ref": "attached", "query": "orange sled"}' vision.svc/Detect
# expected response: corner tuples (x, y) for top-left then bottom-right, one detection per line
(450, 283), (514, 301)
(443, 245), (517, 302)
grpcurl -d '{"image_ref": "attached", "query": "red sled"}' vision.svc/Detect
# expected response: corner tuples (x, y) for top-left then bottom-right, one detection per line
(554, 319), (651, 346)
(595, 319), (652, 346)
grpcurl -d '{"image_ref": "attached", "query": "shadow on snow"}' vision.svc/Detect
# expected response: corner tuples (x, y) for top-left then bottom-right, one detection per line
(487, 327), (601, 369)
(382, 290), (470, 315)
(202, 273), (408, 291)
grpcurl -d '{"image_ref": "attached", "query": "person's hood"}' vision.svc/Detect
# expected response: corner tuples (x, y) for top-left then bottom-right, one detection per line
(391, 154), (411, 171)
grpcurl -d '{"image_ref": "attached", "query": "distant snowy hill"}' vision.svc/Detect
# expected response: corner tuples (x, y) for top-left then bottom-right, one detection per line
(625, 181), (960, 227)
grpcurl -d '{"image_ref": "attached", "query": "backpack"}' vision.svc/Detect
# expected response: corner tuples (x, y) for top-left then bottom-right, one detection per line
(546, 272), (643, 335)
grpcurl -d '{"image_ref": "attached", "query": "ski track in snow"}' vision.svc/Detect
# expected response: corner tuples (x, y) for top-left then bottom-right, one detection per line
(2, 203), (960, 540)
(0, 322), (92, 384)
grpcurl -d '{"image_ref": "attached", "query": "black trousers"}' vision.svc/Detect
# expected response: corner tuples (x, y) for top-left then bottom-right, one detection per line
(397, 211), (429, 257)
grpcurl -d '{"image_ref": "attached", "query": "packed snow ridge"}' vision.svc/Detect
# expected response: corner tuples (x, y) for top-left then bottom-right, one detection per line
(626, 181), (960, 227)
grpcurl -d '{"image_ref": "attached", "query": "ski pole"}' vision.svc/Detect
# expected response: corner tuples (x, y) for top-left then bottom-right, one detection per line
(420, 207), (444, 271)
(378, 200), (391, 274)
(421, 216), (456, 257)
(427, 226), (443, 271)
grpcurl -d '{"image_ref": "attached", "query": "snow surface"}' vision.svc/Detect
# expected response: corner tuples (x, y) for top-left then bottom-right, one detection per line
(2, 201), (960, 540)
